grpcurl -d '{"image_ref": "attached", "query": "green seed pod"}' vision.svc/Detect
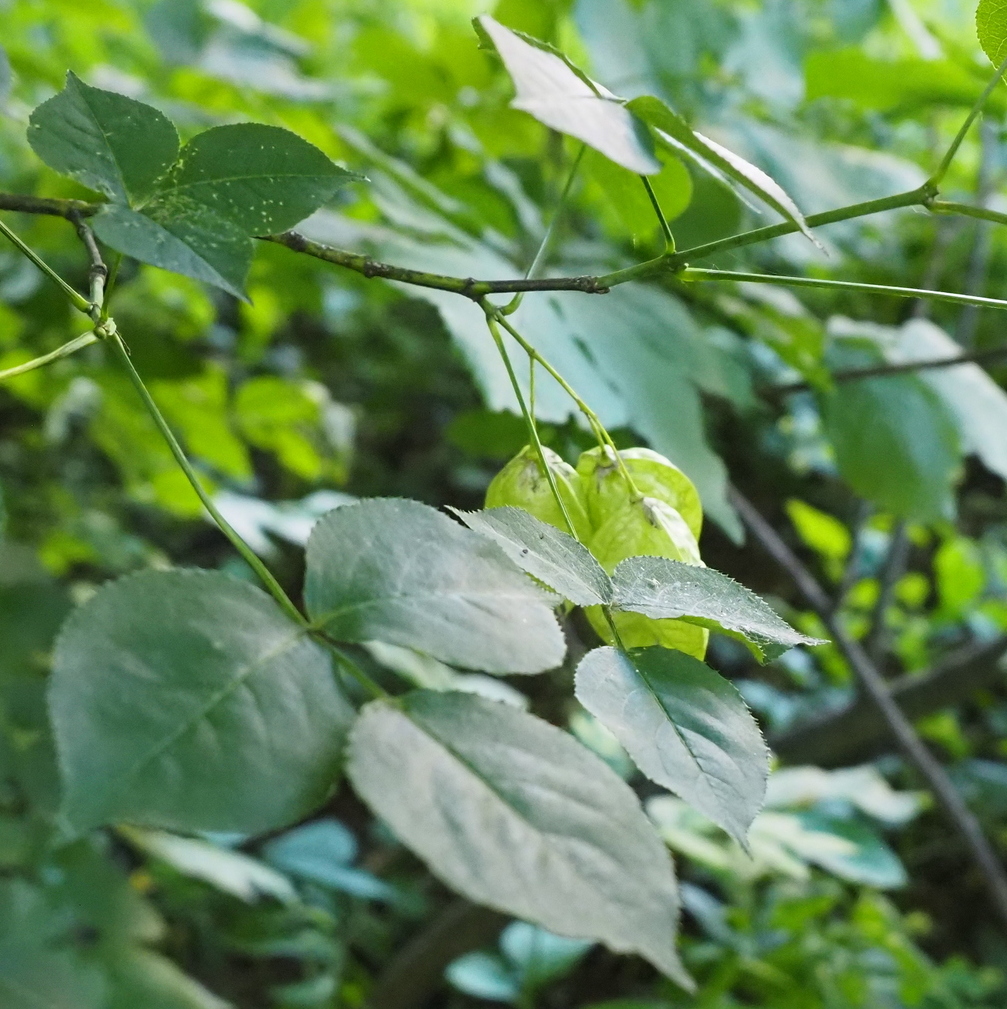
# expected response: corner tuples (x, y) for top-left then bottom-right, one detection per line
(485, 445), (592, 541)
(576, 445), (703, 539)
(585, 496), (708, 659)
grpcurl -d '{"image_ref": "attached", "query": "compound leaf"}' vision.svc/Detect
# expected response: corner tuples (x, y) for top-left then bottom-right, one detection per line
(575, 646), (768, 845)
(451, 506), (613, 607)
(612, 556), (823, 662)
(476, 16), (660, 175)
(305, 499), (565, 674)
(28, 72), (179, 205)
(348, 690), (692, 988)
(50, 570), (353, 834)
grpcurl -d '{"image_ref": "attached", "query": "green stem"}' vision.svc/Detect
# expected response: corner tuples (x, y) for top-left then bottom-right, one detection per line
(929, 52), (1007, 187)
(0, 216), (92, 314)
(108, 330), (306, 626)
(0, 330), (98, 381)
(679, 267), (1007, 312)
(641, 175), (675, 251)
(503, 144), (586, 316)
(654, 186), (934, 273)
(484, 309), (579, 539)
(930, 199), (1007, 227)
(491, 310), (643, 499)
(315, 635), (388, 700)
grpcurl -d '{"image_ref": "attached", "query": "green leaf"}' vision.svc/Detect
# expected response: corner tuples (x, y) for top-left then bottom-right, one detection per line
(821, 349), (962, 522)
(347, 690), (692, 988)
(107, 950), (230, 1009)
(305, 499), (565, 674)
(627, 95), (819, 247)
(978, 0), (1007, 66)
(120, 827), (296, 904)
(887, 318), (1007, 485)
(49, 569), (353, 834)
(450, 505), (613, 606)
(575, 647), (768, 846)
(0, 879), (106, 1009)
(611, 556), (823, 661)
(159, 123), (361, 235)
(91, 202), (252, 300)
(28, 72), (179, 204)
(475, 16), (660, 175)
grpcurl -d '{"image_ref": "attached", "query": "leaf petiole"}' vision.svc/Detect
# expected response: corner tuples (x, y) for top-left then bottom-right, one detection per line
(0, 330), (99, 382)
(679, 267), (1007, 312)
(108, 329), (306, 627)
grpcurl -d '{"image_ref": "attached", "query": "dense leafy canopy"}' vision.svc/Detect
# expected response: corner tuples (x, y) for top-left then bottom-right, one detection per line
(0, 0), (1007, 1006)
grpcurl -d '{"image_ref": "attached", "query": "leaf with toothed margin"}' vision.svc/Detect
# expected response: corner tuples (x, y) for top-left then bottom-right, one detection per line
(575, 646), (769, 847)
(611, 555), (825, 661)
(28, 71), (179, 205)
(49, 569), (354, 835)
(305, 498), (566, 674)
(91, 201), (252, 300)
(348, 689), (693, 989)
(450, 506), (613, 607)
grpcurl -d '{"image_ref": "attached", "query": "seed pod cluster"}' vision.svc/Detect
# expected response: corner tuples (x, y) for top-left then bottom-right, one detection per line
(485, 444), (707, 659)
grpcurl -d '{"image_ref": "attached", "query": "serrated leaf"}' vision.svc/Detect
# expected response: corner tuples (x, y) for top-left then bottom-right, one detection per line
(612, 556), (823, 661)
(348, 690), (692, 988)
(28, 72), (179, 205)
(305, 499), (565, 674)
(91, 202), (251, 299)
(575, 646), (768, 845)
(159, 123), (361, 235)
(978, 0), (1007, 66)
(450, 506), (613, 606)
(476, 16), (660, 175)
(49, 570), (353, 834)
(627, 95), (819, 247)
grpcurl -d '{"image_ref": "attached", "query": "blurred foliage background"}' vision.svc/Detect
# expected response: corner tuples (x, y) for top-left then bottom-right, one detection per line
(4, 0), (1007, 1006)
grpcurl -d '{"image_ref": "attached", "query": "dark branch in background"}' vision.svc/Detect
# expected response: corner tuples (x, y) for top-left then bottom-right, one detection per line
(772, 634), (1007, 766)
(0, 193), (96, 218)
(866, 521), (909, 667)
(367, 900), (506, 1009)
(730, 486), (1007, 929)
(768, 343), (1007, 397)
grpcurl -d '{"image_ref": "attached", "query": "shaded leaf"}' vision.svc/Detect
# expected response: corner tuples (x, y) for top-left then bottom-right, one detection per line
(91, 202), (251, 300)
(348, 690), (692, 988)
(821, 344), (962, 522)
(305, 499), (565, 674)
(120, 827), (296, 904)
(612, 556), (822, 661)
(450, 505), (613, 606)
(28, 72), (179, 204)
(159, 123), (361, 235)
(476, 16), (660, 174)
(627, 95), (818, 246)
(575, 647), (768, 845)
(50, 570), (353, 834)
(977, 0), (1007, 66)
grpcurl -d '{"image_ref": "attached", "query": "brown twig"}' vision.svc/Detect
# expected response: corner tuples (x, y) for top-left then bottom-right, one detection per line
(772, 634), (1007, 766)
(768, 343), (1007, 397)
(730, 486), (1007, 929)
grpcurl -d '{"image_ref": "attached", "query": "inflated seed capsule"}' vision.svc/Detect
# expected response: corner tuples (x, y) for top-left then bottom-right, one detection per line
(585, 495), (708, 660)
(576, 445), (703, 539)
(485, 445), (592, 541)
